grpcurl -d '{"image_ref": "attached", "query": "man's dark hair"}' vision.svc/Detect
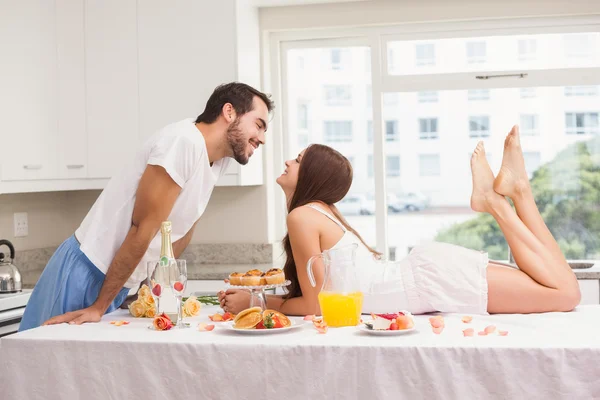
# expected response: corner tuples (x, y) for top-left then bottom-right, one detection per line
(195, 82), (274, 124)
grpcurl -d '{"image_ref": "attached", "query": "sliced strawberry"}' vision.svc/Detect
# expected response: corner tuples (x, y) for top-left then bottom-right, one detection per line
(174, 281), (184, 292)
(255, 320), (266, 329)
(152, 284), (161, 296)
(389, 323), (399, 331)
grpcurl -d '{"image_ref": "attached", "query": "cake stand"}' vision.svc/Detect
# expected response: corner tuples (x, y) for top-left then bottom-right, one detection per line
(228, 280), (291, 310)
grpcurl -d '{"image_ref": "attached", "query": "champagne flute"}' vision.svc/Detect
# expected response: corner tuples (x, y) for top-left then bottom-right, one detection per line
(170, 260), (188, 328)
(147, 260), (170, 320)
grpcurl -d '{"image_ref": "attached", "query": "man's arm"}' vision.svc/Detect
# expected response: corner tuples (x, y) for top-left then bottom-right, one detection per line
(172, 219), (199, 258)
(44, 164), (182, 325)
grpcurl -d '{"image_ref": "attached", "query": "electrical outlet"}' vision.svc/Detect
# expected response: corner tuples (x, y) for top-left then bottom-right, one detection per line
(14, 212), (28, 237)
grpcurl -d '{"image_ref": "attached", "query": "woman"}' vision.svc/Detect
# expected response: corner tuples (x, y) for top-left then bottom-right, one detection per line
(220, 126), (581, 316)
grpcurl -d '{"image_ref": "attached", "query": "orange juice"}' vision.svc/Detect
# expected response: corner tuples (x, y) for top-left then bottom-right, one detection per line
(318, 291), (363, 327)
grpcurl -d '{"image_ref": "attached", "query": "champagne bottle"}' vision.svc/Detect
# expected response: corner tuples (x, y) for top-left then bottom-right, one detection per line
(160, 221), (175, 266)
(158, 221), (178, 322)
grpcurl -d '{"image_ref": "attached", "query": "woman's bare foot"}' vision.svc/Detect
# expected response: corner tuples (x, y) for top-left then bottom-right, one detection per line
(470, 141), (501, 213)
(494, 125), (530, 198)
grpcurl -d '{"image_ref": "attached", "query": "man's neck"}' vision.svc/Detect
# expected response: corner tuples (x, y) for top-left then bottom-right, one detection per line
(195, 122), (230, 165)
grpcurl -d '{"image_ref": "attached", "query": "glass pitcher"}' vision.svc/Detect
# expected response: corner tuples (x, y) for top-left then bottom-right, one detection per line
(307, 243), (363, 327)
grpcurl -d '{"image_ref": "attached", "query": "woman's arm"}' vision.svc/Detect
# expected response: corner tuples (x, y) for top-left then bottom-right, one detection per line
(221, 208), (326, 316)
(269, 208), (325, 315)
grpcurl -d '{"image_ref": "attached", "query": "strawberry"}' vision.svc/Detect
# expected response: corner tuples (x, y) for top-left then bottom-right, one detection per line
(174, 281), (184, 292)
(255, 320), (266, 329)
(272, 315), (284, 329)
(152, 284), (161, 296)
(389, 323), (399, 330)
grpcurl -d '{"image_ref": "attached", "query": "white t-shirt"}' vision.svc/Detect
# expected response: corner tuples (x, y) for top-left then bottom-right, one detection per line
(75, 118), (232, 288)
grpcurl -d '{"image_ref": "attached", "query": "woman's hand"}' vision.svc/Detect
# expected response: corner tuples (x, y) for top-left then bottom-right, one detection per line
(220, 289), (251, 314)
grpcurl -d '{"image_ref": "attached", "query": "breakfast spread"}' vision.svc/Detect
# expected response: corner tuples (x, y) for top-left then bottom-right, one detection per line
(229, 268), (285, 286)
(233, 307), (292, 330)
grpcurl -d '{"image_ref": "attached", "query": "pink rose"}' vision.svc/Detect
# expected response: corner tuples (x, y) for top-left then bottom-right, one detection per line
(153, 313), (173, 331)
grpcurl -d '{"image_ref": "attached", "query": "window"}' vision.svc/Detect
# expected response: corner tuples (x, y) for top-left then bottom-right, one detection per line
(298, 103), (308, 130)
(565, 112), (599, 135)
(468, 89), (490, 101)
(518, 39), (537, 61)
(415, 43), (435, 66)
(386, 156), (400, 177)
(418, 91), (438, 103)
(386, 120), (399, 141)
(523, 152), (541, 178)
(298, 133), (309, 148)
(330, 49), (342, 70)
(324, 85), (352, 106)
(520, 88), (537, 98)
(520, 114), (539, 136)
(285, 31), (600, 262)
(469, 116), (490, 138)
(419, 118), (438, 139)
(419, 154), (441, 176)
(324, 121), (353, 142)
(384, 93), (399, 106)
(466, 41), (486, 63)
(565, 86), (599, 96)
(564, 34), (596, 59)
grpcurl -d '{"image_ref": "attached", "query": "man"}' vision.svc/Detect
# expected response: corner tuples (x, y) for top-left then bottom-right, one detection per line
(19, 82), (274, 331)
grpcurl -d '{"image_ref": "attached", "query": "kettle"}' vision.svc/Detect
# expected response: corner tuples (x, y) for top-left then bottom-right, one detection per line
(0, 239), (22, 293)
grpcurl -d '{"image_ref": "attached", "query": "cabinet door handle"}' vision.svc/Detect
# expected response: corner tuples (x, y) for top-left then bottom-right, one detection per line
(23, 165), (42, 170)
(66, 164), (84, 169)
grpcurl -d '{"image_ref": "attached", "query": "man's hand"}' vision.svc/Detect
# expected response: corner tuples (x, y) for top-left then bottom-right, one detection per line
(42, 304), (104, 326)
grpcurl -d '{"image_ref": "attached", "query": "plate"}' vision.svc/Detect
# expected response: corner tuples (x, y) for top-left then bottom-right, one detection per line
(218, 320), (303, 334)
(357, 321), (417, 336)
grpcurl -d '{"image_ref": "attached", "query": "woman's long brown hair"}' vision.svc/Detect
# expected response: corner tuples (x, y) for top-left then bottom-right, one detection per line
(282, 144), (380, 299)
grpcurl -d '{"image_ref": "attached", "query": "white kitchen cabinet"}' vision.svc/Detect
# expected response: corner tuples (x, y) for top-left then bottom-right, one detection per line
(0, 0), (263, 193)
(85, 0), (139, 179)
(56, 0), (87, 179)
(0, 1), (59, 182)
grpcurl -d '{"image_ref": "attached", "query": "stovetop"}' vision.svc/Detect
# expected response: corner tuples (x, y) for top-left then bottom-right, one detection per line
(0, 289), (32, 311)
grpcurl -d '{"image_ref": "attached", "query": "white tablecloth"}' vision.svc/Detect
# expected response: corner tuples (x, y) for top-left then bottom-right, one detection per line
(2, 305), (600, 400)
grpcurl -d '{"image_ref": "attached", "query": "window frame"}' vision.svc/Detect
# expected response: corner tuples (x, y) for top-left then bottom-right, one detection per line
(268, 16), (600, 256)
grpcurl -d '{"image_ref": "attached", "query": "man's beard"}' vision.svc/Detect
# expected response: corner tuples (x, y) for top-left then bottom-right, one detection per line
(226, 118), (249, 165)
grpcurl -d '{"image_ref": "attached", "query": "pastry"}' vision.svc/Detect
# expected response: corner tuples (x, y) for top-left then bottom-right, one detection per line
(241, 270), (262, 286)
(259, 273), (267, 286)
(228, 272), (244, 286)
(264, 268), (285, 285)
(233, 307), (262, 329)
